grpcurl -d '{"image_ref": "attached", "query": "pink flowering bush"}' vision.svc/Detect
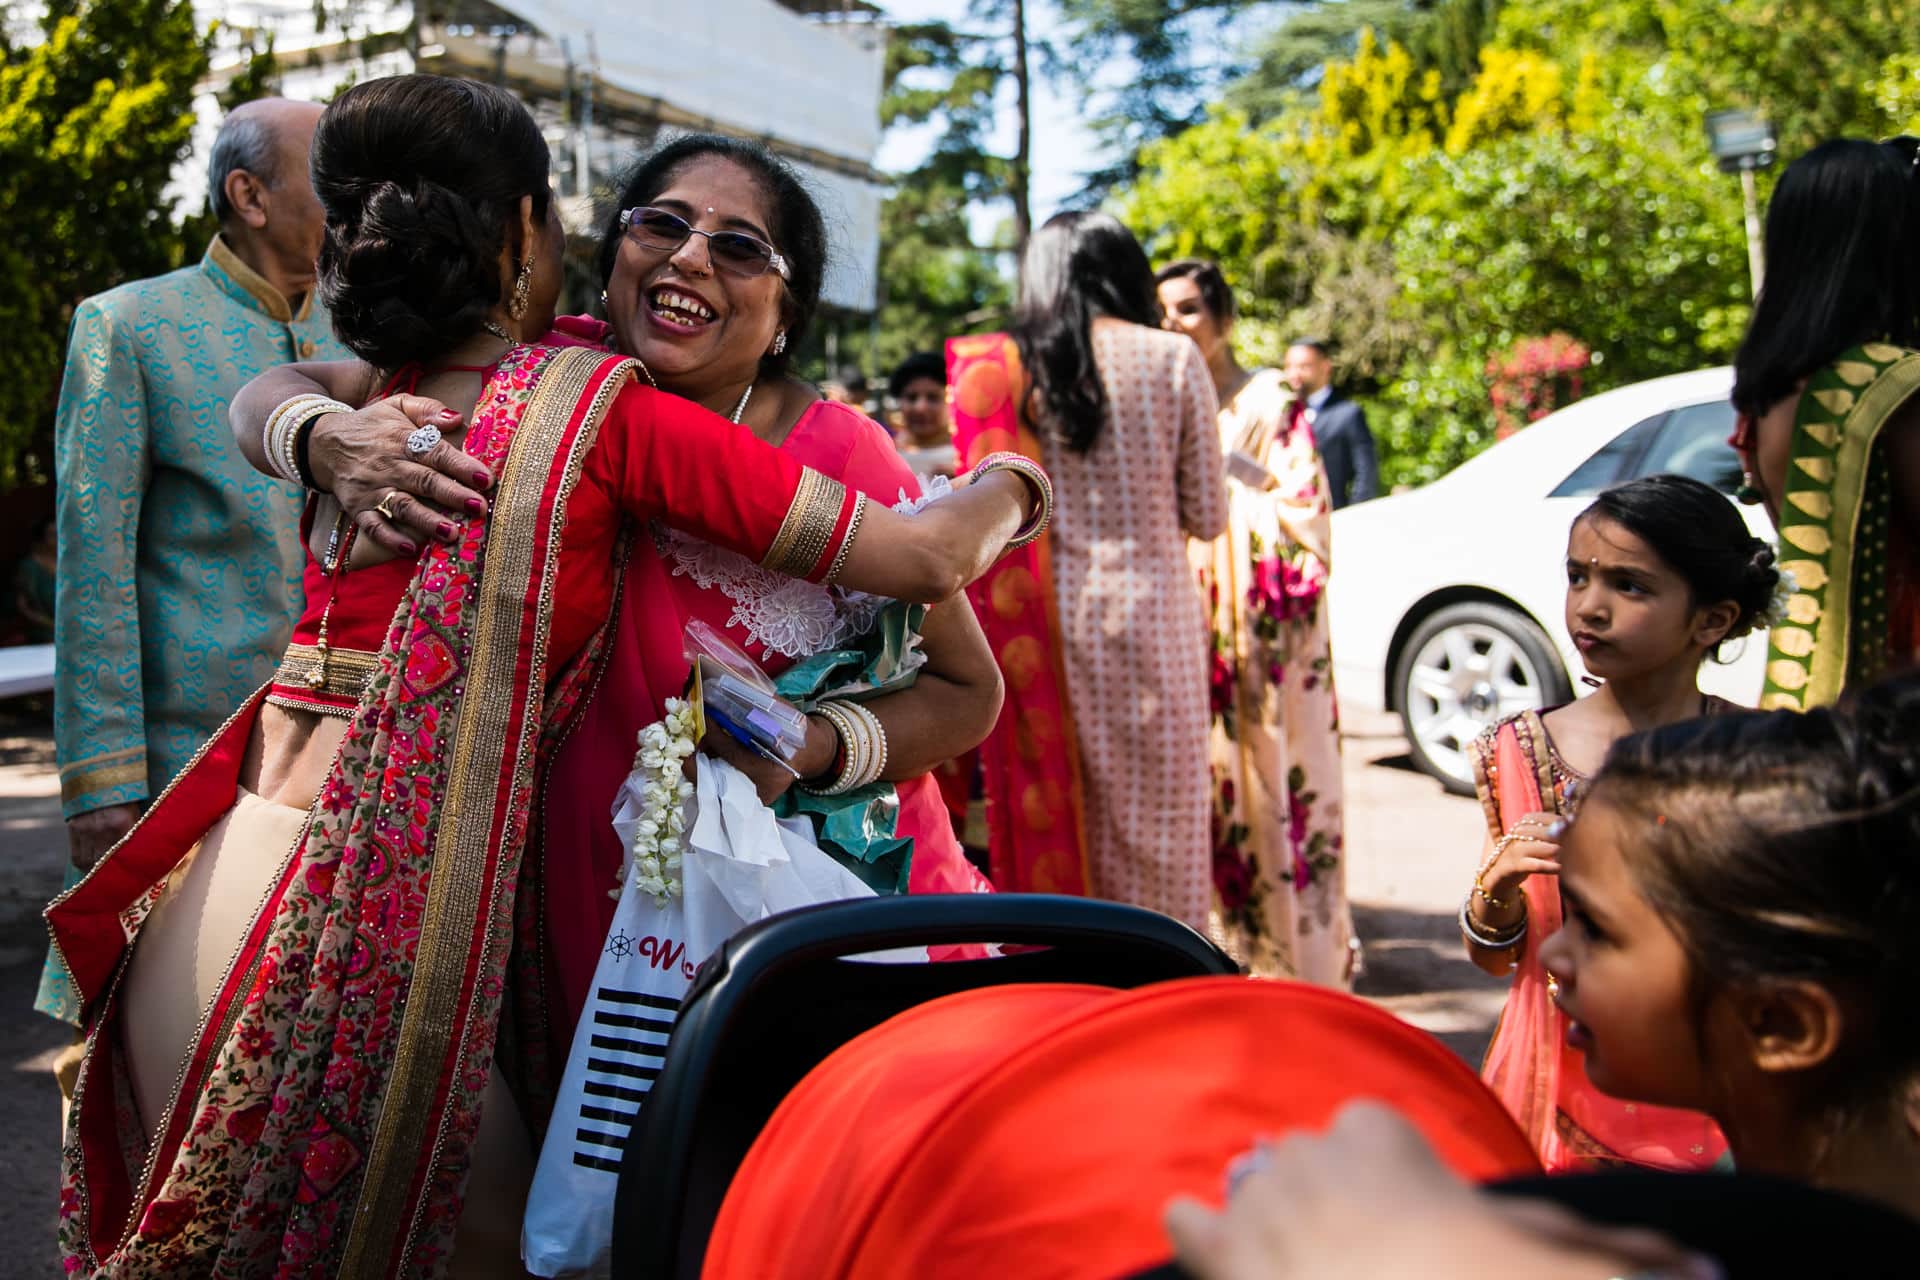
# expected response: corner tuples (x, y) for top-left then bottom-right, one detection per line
(1487, 333), (1591, 439)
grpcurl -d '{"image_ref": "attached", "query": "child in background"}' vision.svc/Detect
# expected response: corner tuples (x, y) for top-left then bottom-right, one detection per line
(1461, 473), (1781, 1170)
(889, 351), (958, 481)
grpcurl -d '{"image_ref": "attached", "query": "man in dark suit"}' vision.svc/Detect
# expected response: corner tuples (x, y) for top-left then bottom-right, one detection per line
(1283, 338), (1378, 508)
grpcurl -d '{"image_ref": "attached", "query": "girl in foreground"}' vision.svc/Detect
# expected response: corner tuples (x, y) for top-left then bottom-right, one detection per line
(1174, 673), (1920, 1277)
(1462, 473), (1779, 1169)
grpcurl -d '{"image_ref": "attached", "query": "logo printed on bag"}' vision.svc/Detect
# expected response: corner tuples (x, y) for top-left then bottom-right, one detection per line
(603, 929), (695, 979)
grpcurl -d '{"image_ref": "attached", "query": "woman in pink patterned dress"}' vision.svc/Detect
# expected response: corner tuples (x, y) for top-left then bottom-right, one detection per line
(953, 212), (1227, 928)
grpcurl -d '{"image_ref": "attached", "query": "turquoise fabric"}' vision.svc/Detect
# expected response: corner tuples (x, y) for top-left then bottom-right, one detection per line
(43, 236), (347, 1021)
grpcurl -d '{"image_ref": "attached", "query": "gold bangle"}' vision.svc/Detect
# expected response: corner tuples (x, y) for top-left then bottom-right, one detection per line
(822, 492), (867, 586)
(974, 452), (1053, 549)
(1474, 880), (1510, 911)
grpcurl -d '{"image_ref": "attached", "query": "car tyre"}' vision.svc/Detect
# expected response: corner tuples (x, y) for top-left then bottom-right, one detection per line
(1392, 602), (1572, 796)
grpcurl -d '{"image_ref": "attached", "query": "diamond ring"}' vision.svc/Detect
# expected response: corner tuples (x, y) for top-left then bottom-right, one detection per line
(405, 424), (443, 458)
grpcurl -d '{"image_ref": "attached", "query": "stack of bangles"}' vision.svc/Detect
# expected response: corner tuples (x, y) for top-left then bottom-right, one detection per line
(263, 394), (354, 489)
(1460, 831), (1530, 949)
(801, 699), (889, 796)
(971, 451), (1054, 550)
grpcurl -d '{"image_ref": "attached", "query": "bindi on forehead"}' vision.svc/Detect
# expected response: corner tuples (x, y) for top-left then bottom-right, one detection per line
(1569, 515), (1669, 576)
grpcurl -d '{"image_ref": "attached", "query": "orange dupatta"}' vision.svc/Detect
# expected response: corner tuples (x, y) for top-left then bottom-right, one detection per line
(945, 334), (1089, 894)
(1474, 714), (1726, 1172)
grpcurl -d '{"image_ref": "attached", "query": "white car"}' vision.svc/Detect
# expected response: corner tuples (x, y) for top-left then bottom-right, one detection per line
(1327, 367), (1773, 794)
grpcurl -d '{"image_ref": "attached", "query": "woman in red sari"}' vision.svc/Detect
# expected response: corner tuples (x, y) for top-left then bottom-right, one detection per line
(47, 76), (1044, 1279)
(248, 134), (1003, 1064)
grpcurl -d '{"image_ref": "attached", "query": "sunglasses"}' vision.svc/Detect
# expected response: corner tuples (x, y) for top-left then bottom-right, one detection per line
(618, 206), (790, 280)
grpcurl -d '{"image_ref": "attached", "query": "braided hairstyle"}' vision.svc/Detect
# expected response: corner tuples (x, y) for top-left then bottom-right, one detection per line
(1580, 474), (1780, 660)
(1589, 672), (1920, 1115)
(312, 75), (551, 370)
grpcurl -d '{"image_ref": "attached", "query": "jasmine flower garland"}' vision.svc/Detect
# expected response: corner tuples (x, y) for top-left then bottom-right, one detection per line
(618, 697), (699, 904)
(1760, 566), (1800, 630)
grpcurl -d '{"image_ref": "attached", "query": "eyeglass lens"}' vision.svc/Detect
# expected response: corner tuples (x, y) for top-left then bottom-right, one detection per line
(626, 208), (776, 276)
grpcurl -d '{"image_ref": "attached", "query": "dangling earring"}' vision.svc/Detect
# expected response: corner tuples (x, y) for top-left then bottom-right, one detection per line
(1735, 470), (1762, 505)
(600, 289), (609, 309)
(771, 330), (787, 356)
(508, 258), (533, 321)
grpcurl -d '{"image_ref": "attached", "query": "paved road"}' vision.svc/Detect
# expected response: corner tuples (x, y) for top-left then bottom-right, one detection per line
(0, 703), (1507, 1270)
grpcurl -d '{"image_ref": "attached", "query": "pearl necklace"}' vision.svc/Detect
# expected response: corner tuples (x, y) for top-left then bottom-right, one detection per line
(730, 382), (754, 424)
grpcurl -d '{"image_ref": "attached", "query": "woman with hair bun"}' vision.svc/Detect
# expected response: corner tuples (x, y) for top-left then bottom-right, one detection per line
(47, 75), (1047, 1277)
(1729, 136), (1920, 709)
(1156, 257), (1353, 985)
(253, 129), (1008, 1054)
(1462, 473), (1782, 1172)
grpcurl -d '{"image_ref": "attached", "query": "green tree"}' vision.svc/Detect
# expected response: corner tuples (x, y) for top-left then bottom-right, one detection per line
(836, 16), (1015, 381)
(0, 0), (210, 486)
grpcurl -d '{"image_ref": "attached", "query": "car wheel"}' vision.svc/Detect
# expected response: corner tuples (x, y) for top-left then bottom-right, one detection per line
(1392, 602), (1572, 796)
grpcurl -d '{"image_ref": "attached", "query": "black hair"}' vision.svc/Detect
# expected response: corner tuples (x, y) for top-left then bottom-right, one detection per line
(312, 76), (550, 371)
(1288, 337), (1332, 358)
(1590, 670), (1920, 1116)
(1578, 474), (1779, 657)
(888, 351), (945, 400)
(597, 134), (827, 379)
(1731, 138), (1920, 418)
(1153, 258), (1236, 323)
(1012, 211), (1162, 452)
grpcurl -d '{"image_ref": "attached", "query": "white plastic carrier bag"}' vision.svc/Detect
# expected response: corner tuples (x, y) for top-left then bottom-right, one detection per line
(521, 752), (917, 1277)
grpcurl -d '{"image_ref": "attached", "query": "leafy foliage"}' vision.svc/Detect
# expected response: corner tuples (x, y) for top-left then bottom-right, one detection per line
(1120, 0), (1911, 489)
(835, 14), (1016, 381)
(0, 0), (209, 486)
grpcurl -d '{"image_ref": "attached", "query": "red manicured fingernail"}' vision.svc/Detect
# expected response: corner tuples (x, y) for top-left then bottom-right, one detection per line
(439, 409), (461, 420)
(436, 521), (454, 539)
(466, 498), (486, 514)
(472, 472), (491, 488)
(398, 540), (419, 556)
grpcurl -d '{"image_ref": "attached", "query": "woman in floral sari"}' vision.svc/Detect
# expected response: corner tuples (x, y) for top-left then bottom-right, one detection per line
(1730, 137), (1920, 709)
(1156, 260), (1354, 984)
(46, 76), (1044, 1279)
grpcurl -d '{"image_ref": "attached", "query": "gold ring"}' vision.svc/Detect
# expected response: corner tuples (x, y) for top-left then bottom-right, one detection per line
(374, 490), (402, 521)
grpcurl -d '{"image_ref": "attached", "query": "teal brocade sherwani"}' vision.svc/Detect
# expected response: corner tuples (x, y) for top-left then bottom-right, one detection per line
(44, 235), (348, 1020)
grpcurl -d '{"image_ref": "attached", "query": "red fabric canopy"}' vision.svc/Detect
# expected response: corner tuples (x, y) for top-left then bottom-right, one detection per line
(706, 976), (1541, 1279)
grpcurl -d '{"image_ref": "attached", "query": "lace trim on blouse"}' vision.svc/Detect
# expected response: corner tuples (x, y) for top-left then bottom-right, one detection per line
(654, 479), (946, 659)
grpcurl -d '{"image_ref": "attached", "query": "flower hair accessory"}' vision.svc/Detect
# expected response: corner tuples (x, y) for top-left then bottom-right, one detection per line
(620, 697), (699, 904)
(1759, 565), (1799, 630)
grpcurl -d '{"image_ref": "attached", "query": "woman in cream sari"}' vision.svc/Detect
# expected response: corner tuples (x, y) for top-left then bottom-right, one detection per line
(1156, 260), (1354, 984)
(47, 76), (1045, 1278)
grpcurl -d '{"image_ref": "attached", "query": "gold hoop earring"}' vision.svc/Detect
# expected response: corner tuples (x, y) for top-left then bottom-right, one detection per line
(508, 259), (533, 321)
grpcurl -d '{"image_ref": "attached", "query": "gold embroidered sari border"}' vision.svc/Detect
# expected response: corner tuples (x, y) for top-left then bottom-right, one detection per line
(269, 642), (381, 702)
(340, 346), (623, 1277)
(762, 467), (847, 579)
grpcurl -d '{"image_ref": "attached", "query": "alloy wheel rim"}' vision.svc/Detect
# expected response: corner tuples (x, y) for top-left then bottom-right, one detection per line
(1404, 621), (1548, 786)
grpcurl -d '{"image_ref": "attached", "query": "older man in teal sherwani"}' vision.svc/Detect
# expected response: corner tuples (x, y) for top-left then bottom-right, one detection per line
(45, 98), (347, 1024)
